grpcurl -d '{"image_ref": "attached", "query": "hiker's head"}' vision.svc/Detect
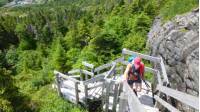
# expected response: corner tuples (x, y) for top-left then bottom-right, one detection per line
(128, 55), (136, 63)
(134, 57), (141, 69)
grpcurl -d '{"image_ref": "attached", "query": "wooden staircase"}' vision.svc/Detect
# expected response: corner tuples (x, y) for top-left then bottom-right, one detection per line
(54, 48), (199, 112)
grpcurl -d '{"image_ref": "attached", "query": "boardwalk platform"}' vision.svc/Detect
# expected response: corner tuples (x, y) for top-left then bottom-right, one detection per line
(54, 48), (199, 112)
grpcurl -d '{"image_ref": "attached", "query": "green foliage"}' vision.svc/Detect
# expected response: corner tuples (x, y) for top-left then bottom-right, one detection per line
(0, 0), (177, 111)
(160, 0), (198, 21)
(131, 13), (152, 35)
(50, 38), (67, 72)
(122, 33), (146, 52)
(90, 33), (121, 62)
(32, 85), (87, 112)
(16, 50), (42, 73)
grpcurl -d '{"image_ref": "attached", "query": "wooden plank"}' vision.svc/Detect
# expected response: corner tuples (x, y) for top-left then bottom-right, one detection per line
(69, 75), (80, 78)
(82, 61), (94, 69)
(118, 92), (128, 112)
(56, 73), (62, 97)
(105, 81), (111, 112)
(61, 88), (85, 103)
(54, 71), (80, 83)
(84, 85), (88, 105)
(157, 85), (199, 110)
(104, 63), (116, 78)
(75, 82), (79, 104)
(82, 69), (94, 77)
(112, 84), (119, 112)
(68, 69), (81, 74)
(83, 74), (105, 85)
(94, 63), (113, 72)
(80, 69), (83, 81)
(160, 58), (169, 84)
(94, 57), (123, 72)
(154, 95), (181, 112)
(156, 71), (162, 85)
(123, 82), (145, 112)
(113, 57), (124, 63)
(122, 48), (161, 63)
(88, 83), (104, 90)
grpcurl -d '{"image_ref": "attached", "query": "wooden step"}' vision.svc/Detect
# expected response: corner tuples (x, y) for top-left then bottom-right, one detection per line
(142, 104), (159, 112)
(61, 88), (85, 103)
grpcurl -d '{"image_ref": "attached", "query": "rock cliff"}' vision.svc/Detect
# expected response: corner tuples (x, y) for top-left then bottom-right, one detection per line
(148, 9), (199, 111)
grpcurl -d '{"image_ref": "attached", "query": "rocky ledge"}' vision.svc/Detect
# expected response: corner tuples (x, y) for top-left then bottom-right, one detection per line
(148, 9), (199, 111)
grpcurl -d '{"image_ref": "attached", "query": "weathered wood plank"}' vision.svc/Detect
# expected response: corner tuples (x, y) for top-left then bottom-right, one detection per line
(84, 85), (88, 105)
(160, 58), (169, 84)
(154, 95), (181, 112)
(82, 61), (94, 69)
(69, 75), (80, 78)
(104, 63), (116, 78)
(88, 83), (104, 90)
(118, 92), (128, 112)
(156, 71), (162, 85)
(68, 69), (81, 74)
(61, 88), (85, 103)
(56, 73), (62, 97)
(94, 63), (113, 72)
(122, 48), (161, 63)
(105, 81), (111, 112)
(157, 85), (199, 110)
(94, 57), (123, 72)
(82, 69), (94, 77)
(83, 74), (105, 85)
(112, 84), (119, 112)
(54, 71), (80, 83)
(123, 82), (145, 112)
(75, 82), (79, 104)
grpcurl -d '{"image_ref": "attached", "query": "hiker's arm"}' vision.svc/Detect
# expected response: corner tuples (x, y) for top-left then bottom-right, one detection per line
(123, 64), (130, 81)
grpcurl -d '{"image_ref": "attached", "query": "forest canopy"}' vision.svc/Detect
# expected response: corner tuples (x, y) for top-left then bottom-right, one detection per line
(0, 0), (198, 111)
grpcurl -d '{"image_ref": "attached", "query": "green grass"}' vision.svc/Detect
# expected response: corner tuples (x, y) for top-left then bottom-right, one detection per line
(160, 0), (198, 21)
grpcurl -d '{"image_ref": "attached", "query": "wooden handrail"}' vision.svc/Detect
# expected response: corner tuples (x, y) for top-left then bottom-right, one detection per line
(156, 85), (199, 110)
(154, 95), (181, 112)
(104, 63), (116, 78)
(54, 70), (80, 83)
(82, 69), (94, 77)
(82, 61), (94, 69)
(123, 81), (145, 112)
(83, 74), (105, 85)
(94, 57), (123, 72)
(68, 69), (81, 74)
(120, 60), (158, 74)
(122, 48), (161, 63)
(160, 57), (169, 84)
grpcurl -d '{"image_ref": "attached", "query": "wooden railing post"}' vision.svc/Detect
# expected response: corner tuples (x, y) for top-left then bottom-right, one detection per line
(101, 81), (106, 111)
(75, 82), (79, 104)
(118, 92), (127, 112)
(84, 84), (88, 105)
(112, 83), (119, 112)
(56, 73), (62, 97)
(105, 80), (111, 112)
(80, 69), (83, 81)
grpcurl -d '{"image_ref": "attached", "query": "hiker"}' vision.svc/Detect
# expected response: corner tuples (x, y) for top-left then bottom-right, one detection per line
(123, 56), (145, 93)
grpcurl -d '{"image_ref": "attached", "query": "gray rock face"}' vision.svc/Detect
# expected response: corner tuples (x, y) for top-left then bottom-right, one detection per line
(148, 9), (199, 111)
